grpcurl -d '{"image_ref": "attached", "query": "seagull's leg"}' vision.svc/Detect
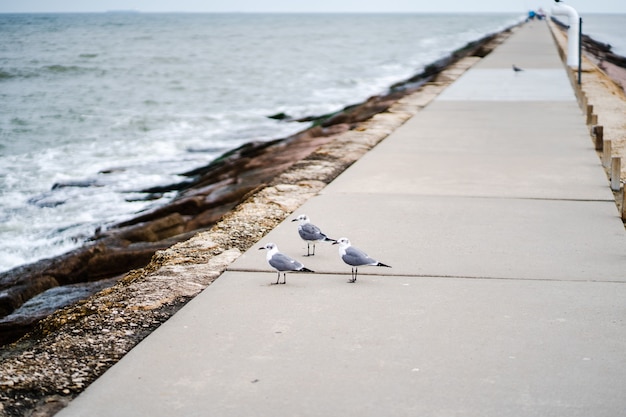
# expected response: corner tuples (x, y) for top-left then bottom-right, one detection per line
(348, 267), (357, 283)
(273, 272), (281, 285)
(306, 242), (312, 257)
(312, 243), (316, 256)
(281, 272), (287, 285)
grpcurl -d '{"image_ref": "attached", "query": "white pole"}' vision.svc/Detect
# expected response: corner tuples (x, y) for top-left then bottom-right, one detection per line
(551, 2), (580, 68)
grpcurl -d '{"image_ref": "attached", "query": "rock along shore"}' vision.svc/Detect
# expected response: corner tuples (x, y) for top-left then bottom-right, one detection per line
(2, 20), (626, 416)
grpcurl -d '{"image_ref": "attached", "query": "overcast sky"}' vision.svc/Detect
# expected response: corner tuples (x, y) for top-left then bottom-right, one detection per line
(0, 0), (624, 14)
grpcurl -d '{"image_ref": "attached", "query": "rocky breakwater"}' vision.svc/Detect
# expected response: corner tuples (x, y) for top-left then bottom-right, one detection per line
(0, 27), (515, 417)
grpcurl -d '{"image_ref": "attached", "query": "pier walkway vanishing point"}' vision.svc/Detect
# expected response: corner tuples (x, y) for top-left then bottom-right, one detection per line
(57, 22), (626, 417)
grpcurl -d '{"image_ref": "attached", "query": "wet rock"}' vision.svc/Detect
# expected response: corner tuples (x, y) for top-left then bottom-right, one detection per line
(140, 179), (195, 194)
(0, 279), (117, 346)
(100, 213), (187, 243)
(27, 193), (67, 208)
(0, 276), (59, 318)
(84, 243), (171, 280)
(51, 179), (101, 189)
(124, 192), (165, 202)
(267, 112), (292, 121)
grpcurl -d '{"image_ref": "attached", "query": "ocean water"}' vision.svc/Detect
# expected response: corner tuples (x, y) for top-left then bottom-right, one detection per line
(581, 13), (626, 56)
(0, 11), (584, 273)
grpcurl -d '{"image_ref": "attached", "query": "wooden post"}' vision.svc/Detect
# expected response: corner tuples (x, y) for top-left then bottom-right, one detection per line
(622, 191), (626, 221)
(592, 125), (603, 151)
(611, 157), (621, 191)
(586, 104), (594, 125)
(603, 140), (612, 168)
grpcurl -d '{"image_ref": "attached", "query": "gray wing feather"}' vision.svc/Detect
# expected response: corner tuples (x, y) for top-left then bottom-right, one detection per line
(269, 253), (304, 271)
(298, 223), (327, 241)
(342, 246), (376, 266)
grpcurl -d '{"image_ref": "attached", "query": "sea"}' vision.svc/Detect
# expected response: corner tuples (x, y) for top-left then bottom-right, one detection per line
(0, 12), (624, 273)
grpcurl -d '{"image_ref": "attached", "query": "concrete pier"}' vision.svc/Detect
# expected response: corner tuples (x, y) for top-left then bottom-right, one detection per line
(57, 22), (626, 417)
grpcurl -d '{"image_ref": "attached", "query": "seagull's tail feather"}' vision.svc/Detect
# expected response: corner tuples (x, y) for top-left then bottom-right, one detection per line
(299, 267), (315, 273)
(324, 237), (337, 243)
(376, 262), (391, 268)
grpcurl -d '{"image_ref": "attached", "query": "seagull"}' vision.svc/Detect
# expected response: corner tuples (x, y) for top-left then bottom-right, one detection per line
(512, 64), (524, 73)
(332, 237), (391, 283)
(259, 242), (314, 285)
(291, 214), (336, 256)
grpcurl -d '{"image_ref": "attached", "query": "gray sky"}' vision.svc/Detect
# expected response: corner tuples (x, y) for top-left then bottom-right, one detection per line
(0, 0), (624, 14)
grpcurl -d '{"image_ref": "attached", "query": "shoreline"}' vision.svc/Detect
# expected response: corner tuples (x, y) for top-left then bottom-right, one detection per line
(0, 25), (515, 416)
(0, 26), (511, 345)
(2, 20), (626, 416)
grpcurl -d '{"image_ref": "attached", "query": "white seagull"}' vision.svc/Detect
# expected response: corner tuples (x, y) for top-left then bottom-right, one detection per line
(259, 242), (314, 285)
(333, 237), (391, 283)
(291, 214), (336, 256)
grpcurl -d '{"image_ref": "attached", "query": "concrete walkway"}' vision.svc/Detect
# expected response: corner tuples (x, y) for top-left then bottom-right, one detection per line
(57, 22), (626, 417)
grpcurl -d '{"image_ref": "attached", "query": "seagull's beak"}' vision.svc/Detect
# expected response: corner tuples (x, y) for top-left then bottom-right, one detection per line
(258, 247), (266, 250)
(332, 241), (338, 245)
(291, 218), (297, 222)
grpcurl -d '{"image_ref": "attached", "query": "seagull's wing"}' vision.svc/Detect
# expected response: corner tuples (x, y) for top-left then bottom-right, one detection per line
(342, 246), (376, 266)
(299, 223), (326, 241)
(269, 252), (304, 271)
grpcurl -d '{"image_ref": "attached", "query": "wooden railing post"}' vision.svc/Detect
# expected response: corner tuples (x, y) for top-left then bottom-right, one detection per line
(592, 125), (603, 151)
(603, 140), (612, 168)
(611, 157), (622, 191)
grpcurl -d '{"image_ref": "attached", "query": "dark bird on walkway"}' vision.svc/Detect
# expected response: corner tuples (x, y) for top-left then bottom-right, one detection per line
(291, 214), (336, 256)
(259, 243), (314, 285)
(333, 237), (391, 283)
(512, 64), (524, 72)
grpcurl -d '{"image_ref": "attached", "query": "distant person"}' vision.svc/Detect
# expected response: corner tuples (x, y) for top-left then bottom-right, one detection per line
(536, 8), (546, 20)
(527, 10), (536, 21)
